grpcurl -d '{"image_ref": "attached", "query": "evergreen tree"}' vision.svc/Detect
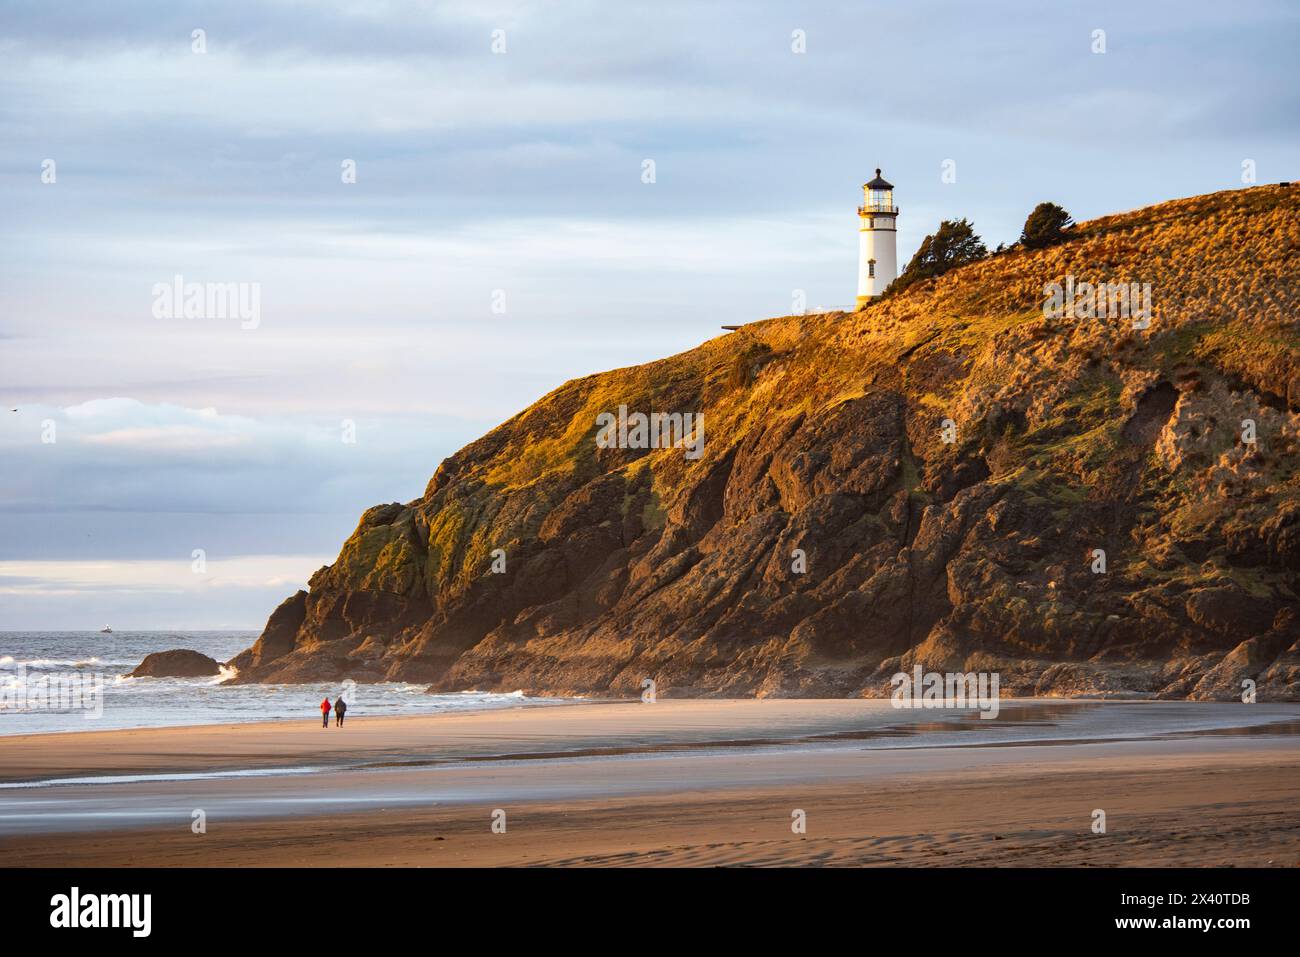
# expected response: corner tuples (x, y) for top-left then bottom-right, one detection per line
(887, 218), (987, 296)
(1020, 202), (1074, 249)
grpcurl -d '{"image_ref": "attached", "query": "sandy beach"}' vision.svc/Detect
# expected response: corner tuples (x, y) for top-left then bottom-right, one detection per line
(3, 699), (1299, 867)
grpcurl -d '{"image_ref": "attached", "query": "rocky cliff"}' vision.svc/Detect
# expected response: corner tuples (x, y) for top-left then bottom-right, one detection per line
(229, 185), (1300, 699)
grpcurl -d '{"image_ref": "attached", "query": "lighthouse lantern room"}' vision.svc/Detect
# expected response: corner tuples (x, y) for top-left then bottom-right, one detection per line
(856, 168), (898, 308)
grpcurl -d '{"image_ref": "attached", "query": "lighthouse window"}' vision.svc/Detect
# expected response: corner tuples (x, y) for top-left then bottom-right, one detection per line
(868, 259), (876, 278)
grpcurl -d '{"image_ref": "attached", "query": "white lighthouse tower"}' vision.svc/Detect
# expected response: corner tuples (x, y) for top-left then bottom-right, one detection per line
(856, 168), (898, 308)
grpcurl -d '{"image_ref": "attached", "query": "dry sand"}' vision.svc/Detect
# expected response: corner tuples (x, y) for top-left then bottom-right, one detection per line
(2, 699), (1298, 867)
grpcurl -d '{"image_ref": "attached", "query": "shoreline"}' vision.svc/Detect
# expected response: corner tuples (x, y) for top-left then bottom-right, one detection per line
(4, 699), (1298, 867)
(0, 690), (1278, 736)
(0, 693), (588, 739)
(3, 697), (1293, 784)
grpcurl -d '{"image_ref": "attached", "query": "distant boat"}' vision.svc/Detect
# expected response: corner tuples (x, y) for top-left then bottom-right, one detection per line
(100, 626), (113, 634)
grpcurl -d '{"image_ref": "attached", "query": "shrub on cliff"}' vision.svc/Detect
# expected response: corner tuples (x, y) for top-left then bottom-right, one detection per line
(1020, 202), (1074, 249)
(727, 341), (773, 390)
(886, 218), (987, 297)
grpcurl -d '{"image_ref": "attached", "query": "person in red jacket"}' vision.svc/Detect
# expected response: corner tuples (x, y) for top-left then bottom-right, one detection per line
(320, 696), (331, 728)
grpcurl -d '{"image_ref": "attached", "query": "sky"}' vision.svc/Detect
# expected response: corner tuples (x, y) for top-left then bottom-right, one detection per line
(1, 0), (1297, 629)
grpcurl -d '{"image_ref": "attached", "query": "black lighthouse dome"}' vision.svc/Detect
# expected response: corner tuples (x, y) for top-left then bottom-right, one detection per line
(865, 168), (893, 190)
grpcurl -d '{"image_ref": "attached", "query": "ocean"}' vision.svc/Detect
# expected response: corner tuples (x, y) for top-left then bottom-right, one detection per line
(0, 631), (564, 735)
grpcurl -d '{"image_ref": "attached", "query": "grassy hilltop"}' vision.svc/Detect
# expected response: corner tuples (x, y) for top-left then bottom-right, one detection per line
(231, 184), (1300, 699)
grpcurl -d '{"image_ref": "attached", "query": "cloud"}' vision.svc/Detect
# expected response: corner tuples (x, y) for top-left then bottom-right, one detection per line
(2, 0), (1296, 627)
(2, 398), (452, 510)
(0, 555), (327, 595)
(64, 399), (255, 452)
(82, 427), (253, 450)
(0, 554), (329, 629)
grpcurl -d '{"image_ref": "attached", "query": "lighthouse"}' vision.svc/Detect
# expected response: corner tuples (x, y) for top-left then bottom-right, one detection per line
(856, 168), (898, 308)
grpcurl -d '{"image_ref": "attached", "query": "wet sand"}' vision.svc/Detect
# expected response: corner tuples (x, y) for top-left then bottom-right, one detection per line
(2, 699), (1298, 866)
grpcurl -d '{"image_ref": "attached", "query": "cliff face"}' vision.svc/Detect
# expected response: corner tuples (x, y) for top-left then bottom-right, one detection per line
(229, 185), (1300, 699)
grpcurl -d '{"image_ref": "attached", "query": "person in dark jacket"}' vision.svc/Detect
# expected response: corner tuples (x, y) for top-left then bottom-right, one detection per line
(334, 696), (347, 727)
(320, 696), (331, 728)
